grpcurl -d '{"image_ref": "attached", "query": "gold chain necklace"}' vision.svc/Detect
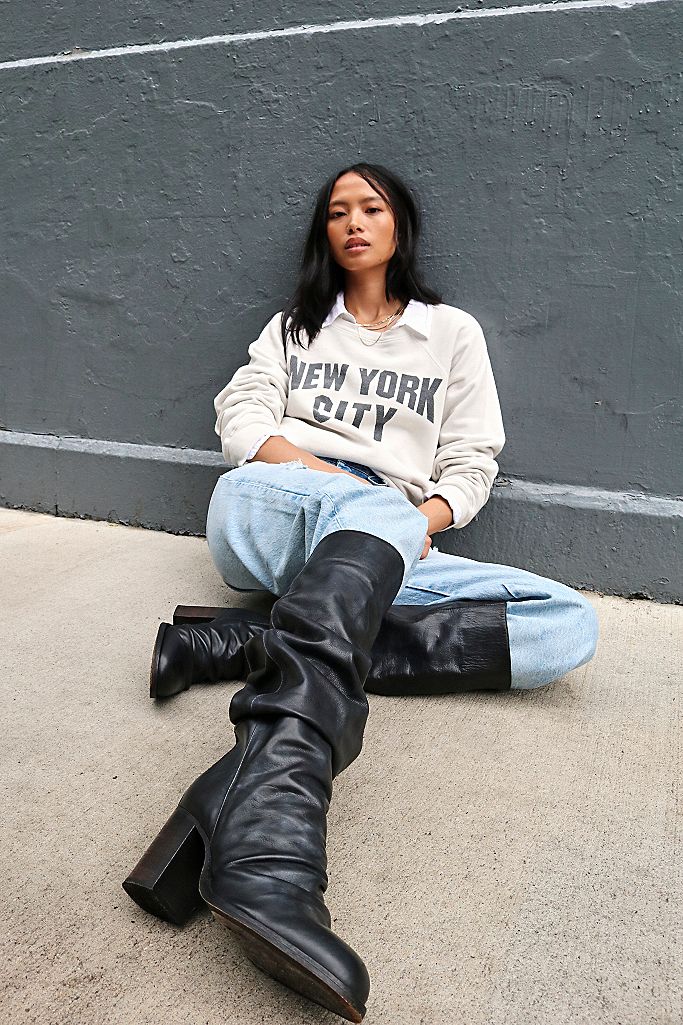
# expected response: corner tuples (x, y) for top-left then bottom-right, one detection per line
(354, 304), (406, 347)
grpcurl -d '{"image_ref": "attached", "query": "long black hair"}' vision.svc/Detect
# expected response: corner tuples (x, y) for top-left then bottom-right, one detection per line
(280, 162), (443, 348)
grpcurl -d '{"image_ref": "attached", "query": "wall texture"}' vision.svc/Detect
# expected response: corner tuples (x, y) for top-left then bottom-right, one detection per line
(1, 0), (681, 601)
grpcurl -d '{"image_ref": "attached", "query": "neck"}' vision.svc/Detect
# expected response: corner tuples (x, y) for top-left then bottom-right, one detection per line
(343, 271), (401, 324)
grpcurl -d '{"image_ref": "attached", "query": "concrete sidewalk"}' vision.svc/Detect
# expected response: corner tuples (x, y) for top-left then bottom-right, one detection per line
(1, 506), (681, 1025)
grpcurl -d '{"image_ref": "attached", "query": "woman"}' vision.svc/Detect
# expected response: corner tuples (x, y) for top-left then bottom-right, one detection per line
(123, 163), (599, 1022)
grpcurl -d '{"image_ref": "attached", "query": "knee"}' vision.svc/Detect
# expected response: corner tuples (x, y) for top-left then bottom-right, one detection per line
(318, 474), (426, 535)
(541, 586), (594, 680)
(545, 587), (599, 683)
(206, 475), (228, 541)
(509, 585), (599, 691)
(315, 475), (427, 573)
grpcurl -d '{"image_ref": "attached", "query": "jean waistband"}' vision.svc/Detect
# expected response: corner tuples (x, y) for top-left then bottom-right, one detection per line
(316, 456), (387, 486)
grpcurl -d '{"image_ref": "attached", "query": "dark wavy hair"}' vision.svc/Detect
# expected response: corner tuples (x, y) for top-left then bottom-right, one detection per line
(280, 162), (442, 348)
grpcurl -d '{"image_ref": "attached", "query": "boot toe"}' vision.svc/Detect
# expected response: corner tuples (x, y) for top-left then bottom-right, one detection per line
(203, 871), (370, 1022)
(150, 623), (191, 699)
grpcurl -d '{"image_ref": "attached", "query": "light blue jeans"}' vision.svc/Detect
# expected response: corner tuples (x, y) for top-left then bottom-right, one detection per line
(205, 457), (599, 690)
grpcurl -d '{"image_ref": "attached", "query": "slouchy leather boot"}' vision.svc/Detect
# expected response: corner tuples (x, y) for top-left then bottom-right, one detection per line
(149, 609), (272, 699)
(123, 529), (406, 1023)
(150, 599), (511, 699)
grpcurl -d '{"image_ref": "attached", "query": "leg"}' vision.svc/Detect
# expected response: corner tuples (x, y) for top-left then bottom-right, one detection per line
(207, 462), (597, 690)
(160, 466), (594, 699)
(397, 547), (599, 689)
(155, 461), (433, 702)
(206, 460), (429, 597)
(127, 461), (428, 1019)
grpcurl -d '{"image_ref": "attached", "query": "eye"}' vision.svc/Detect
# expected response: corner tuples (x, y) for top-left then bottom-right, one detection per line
(328, 207), (382, 218)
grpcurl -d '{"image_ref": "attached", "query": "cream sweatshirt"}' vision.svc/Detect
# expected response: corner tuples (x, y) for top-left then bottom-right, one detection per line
(213, 293), (506, 531)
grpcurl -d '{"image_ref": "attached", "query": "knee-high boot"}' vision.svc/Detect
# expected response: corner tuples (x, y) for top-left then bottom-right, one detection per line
(150, 598), (511, 699)
(123, 529), (407, 1023)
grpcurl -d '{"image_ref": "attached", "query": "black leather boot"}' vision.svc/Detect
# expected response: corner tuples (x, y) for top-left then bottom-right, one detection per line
(123, 529), (407, 1023)
(149, 609), (272, 699)
(151, 599), (511, 698)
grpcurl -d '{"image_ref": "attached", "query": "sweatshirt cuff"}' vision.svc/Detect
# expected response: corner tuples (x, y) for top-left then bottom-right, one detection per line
(422, 487), (465, 531)
(237, 430), (281, 466)
(223, 424), (282, 467)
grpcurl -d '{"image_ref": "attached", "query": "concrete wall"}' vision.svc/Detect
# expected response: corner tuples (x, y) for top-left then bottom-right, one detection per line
(1, 1), (681, 602)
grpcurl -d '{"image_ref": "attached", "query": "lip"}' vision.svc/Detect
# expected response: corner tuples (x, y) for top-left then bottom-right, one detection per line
(345, 240), (370, 250)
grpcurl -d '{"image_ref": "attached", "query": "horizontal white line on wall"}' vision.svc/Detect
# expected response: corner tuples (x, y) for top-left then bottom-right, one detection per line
(492, 477), (683, 519)
(0, 0), (675, 72)
(1, 429), (225, 466)
(2, 429), (681, 518)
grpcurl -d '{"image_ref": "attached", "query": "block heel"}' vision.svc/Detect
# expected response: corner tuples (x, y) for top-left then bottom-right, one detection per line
(173, 604), (227, 625)
(122, 806), (206, 926)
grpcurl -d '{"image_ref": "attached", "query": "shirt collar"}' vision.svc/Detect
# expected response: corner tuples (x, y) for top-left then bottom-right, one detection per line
(320, 291), (432, 340)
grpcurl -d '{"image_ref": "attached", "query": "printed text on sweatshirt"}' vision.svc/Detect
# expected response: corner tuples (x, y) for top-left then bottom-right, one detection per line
(213, 296), (506, 531)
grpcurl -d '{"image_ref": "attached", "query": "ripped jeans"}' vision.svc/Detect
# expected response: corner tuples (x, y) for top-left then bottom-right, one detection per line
(206, 457), (599, 690)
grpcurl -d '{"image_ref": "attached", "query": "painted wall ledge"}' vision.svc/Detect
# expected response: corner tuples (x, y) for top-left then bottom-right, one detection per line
(1, 429), (680, 602)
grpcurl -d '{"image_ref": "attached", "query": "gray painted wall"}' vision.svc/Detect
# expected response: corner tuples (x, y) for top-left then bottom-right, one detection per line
(1, 1), (681, 602)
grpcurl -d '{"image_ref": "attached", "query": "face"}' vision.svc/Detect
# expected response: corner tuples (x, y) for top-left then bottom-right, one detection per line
(326, 172), (398, 272)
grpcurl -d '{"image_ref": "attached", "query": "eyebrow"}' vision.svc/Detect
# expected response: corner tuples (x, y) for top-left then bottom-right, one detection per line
(328, 195), (385, 208)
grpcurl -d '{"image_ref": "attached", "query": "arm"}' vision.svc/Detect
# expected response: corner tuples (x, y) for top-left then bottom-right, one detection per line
(249, 435), (370, 481)
(213, 312), (290, 467)
(214, 313), (369, 483)
(416, 495), (456, 535)
(419, 314), (506, 532)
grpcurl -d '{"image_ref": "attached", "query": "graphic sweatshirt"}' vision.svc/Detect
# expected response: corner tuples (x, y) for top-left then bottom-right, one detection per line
(213, 293), (506, 531)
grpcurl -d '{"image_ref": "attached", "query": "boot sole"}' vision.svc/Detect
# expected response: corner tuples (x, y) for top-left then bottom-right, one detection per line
(209, 902), (366, 1023)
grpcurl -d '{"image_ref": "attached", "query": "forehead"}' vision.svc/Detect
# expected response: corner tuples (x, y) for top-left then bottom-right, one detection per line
(328, 175), (386, 205)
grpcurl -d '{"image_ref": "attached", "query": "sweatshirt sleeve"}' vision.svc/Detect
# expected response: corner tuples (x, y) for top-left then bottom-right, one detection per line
(213, 312), (289, 467)
(425, 314), (506, 530)
(237, 430), (284, 467)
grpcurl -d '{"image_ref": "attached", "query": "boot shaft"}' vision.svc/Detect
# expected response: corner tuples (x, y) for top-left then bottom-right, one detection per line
(230, 530), (407, 775)
(180, 717), (333, 898)
(272, 530), (406, 653)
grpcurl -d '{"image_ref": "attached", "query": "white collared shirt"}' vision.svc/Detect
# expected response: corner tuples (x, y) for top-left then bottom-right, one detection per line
(320, 291), (432, 339)
(213, 292), (506, 531)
